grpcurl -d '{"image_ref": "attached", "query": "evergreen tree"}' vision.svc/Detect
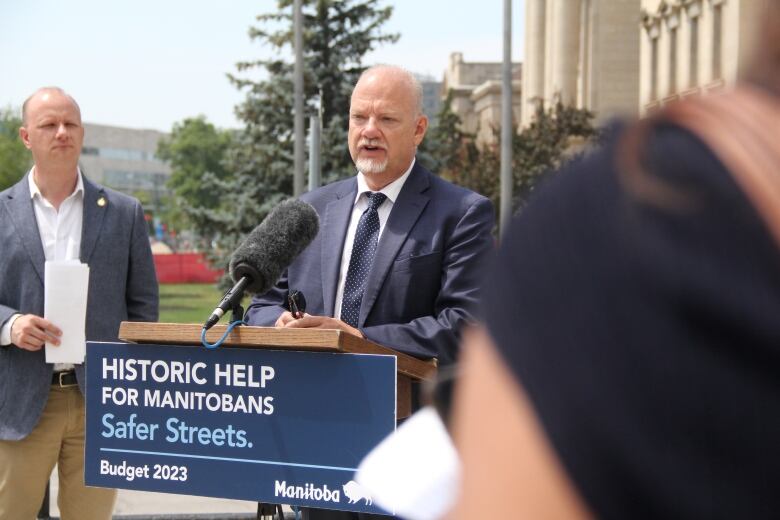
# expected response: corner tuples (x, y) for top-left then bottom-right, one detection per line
(208, 0), (397, 275)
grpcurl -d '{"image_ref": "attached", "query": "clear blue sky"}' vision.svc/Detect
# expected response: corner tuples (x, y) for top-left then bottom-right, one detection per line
(0, 1), (524, 132)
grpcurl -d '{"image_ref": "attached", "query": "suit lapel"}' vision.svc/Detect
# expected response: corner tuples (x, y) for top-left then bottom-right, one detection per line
(321, 179), (358, 317)
(80, 175), (107, 264)
(359, 164), (430, 326)
(3, 175), (46, 285)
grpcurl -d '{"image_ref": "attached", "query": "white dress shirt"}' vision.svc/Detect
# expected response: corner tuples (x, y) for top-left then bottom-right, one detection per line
(333, 159), (415, 320)
(0, 169), (84, 370)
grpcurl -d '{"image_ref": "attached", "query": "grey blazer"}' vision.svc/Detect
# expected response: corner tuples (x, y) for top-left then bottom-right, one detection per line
(0, 173), (159, 440)
(246, 162), (495, 365)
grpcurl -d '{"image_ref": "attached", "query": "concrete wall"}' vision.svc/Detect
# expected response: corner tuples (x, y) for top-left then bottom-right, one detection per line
(587, 0), (641, 122)
(443, 53), (522, 146)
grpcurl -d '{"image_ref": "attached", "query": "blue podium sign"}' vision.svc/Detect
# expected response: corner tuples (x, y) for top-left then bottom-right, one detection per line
(85, 341), (396, 515)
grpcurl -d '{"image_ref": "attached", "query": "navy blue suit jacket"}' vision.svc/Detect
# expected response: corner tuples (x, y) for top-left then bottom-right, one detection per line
(245, 162), (495, 364)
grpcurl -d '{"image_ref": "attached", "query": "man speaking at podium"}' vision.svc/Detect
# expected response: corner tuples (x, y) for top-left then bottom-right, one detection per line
(246, 65), (494, 369)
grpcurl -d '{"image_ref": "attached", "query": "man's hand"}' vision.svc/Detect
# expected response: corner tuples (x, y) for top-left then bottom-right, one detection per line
(275, 311), (364, 338)
(10, 314), (61, 351)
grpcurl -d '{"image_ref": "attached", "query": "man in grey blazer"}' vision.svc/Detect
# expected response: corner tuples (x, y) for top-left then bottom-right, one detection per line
(0, 87), (158, 519)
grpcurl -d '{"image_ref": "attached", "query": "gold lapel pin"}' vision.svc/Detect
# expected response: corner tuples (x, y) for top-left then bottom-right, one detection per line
(97, 197), (106, 207)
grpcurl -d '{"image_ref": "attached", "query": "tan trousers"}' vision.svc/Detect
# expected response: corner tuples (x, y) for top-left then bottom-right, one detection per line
(0, 385), (116, 520)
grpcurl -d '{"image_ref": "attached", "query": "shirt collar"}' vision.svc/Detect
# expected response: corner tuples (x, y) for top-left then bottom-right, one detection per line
(355, 157), (415, 205)
(28, 167), (84, 202)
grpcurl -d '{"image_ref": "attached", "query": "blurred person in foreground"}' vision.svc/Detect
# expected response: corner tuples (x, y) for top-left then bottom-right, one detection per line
(449, 3), (780, 519)
(0, 87), (158, 519)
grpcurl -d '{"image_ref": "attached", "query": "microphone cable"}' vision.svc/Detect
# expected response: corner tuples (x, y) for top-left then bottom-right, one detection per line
(200, 319), (244, 350)
(202, 288), (308, 349)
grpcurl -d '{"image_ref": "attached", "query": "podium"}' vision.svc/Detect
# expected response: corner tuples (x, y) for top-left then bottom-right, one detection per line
(84, 322), (438, 515)
(117, 322), (437, 419)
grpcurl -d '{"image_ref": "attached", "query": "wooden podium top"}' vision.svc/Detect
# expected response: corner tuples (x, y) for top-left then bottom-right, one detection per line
(118, 322), (437, 381)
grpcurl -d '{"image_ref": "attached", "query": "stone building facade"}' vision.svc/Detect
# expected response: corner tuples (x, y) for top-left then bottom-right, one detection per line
(639, 0), (767, 112)
(521, 0), (641, 127)
(442, 52), (522, 146)
(419, 1), (767, 143)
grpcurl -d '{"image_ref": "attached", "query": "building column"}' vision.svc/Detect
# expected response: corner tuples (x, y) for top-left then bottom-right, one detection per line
(550, 0), (581, 105)
(522, 0), (546, 126)
(578, 0), (591, 109)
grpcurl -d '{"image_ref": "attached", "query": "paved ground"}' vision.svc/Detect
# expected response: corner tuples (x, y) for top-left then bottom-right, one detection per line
(49, 470), (259, 517)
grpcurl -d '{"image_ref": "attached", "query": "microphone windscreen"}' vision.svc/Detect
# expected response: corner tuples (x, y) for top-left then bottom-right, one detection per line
(229, 199), (320, 294)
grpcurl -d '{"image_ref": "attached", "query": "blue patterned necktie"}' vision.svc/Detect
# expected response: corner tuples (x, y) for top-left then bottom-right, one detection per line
(340, 192), (387, 327)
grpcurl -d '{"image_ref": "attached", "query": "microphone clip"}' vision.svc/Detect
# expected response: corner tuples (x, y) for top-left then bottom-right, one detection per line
(230, 302), (245, 324)
(287, 290), (306, 319)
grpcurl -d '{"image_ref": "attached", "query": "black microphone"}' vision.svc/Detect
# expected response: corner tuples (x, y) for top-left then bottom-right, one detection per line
(203, 199), (320, 330)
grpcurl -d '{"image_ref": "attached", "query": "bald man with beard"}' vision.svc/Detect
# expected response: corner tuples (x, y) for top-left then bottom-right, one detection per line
(247, 66), (495, 367)
(247, 66), (495, 520)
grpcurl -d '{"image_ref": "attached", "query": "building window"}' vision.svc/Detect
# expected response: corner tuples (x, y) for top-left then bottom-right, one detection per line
(98, 147), (150, 162)
(104, 170), (167, 191)
(689, 15), (699, 87)
(712, 3), (723, 79)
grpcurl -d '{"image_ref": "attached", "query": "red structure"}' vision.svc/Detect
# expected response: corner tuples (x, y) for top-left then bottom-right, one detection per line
(154, 253), (223, 284)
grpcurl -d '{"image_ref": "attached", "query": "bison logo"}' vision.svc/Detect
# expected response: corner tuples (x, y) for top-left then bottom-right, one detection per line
(342, 480), (372, 505)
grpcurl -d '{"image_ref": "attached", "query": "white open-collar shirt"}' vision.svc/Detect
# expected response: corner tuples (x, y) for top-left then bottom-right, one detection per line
(0, 169), (84, 370)
(29, 168), (85, 263)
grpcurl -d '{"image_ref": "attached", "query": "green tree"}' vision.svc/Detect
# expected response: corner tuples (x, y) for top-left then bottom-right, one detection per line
(424, 90), (470, 173)
(201, 0), (398, 273)
(512, 98), (599, 208)
(427, 91), (499, 206)
(0, 107), (31, 190)
(228, 0), (397, 187)
(156, 116), (233, 247)
(425, 94), (598, 215)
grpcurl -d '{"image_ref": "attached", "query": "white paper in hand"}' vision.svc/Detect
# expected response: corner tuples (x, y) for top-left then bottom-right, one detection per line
(355, 406), (461, 520)
(44, 260), (89, 364)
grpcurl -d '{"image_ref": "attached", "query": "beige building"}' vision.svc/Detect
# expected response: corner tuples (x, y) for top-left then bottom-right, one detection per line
(79, 123), (171, 213)
(443, 0), (767, 146)
(522, 0), (641, 128)
(639, 0), (766, 112)
(415, 73), (443, 125)
(442, 52), (522, 146)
